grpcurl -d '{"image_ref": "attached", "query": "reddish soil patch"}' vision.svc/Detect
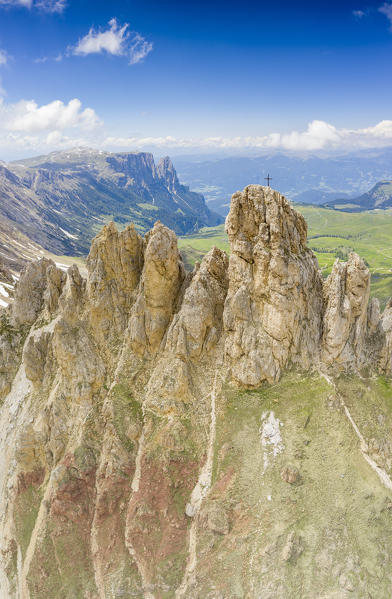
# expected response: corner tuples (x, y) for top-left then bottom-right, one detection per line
(17, 468), (45, 494)
(49, 452), (97, 534)
(126, 455), (200, 593)
(92, 460), (136, 580)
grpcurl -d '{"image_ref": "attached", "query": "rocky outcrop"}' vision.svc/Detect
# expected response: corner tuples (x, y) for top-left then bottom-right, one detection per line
(0, 260), (13, 286)
(157, 156), (180, 192)
(129, 222), (185, 356)
(224, 186), (323, 386)
(165, 246), (228, 361)
(11, 258), (65, 327)
(0, 185), (392, 598)
(87, 221), (145, 347)
(322, 253), (370, 370)
(379, 299), (392, 373)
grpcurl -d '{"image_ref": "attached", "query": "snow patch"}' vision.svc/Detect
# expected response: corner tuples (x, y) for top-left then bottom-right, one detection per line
(12, 240), (27, 249)
(0, 285), (9, 298)
(59, 227), (78, 240)
(55, 262), (69, 271)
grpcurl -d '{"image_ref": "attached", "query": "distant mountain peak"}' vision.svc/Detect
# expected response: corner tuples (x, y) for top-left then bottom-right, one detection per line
(327, 179), (392, 211)
(0, 148), (223, 268)
(157, 155), (179, 190)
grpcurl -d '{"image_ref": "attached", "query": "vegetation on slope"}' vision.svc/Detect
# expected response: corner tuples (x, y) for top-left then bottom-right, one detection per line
(191, 371), (392, 599)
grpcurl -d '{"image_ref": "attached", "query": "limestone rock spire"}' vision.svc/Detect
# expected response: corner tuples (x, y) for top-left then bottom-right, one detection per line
(224, 185), (323, 386)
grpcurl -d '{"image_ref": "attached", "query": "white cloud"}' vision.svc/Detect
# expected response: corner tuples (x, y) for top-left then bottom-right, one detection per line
(103, 120), (392, 153)
(34, 52), (63, 63)
(0, 53), (7, 98)
(33, 56), (48, 64)
(379, 2), (392, 28)
(74, 18), (128, 56)
(72, 18), (153, 65)
(352, 9), (366, 18)
(128, 32), (154, 65)
(0, 98), (99, 133)
(1, 110), (392, 158)
(0, 97), (100, 142)
(0, 98), (102, 158)
(0, 0), (66, 12)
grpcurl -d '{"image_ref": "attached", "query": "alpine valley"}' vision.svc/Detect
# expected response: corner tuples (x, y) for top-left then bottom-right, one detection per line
(0, 148), (222, 259)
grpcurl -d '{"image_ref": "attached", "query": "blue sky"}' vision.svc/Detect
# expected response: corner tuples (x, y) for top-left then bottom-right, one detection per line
(0, 0), (392, 158)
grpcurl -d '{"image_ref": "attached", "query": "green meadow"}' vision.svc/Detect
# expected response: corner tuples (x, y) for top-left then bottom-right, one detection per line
(178, 205), (392, 307)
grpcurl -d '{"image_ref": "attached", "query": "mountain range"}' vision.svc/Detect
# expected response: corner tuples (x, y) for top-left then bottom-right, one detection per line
(0, 148), (222, 260)
(327, 180), (392, 211)
(174, 147), (392, 215)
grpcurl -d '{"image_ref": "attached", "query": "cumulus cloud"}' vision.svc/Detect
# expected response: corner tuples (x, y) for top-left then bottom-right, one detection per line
(103, 120), (392, 153)
(0, 0), (66, 11)
(2, 112), (392, 158)
(0, 98), (100, 132)
(379, 2), (392, 28)
(0, 97), (101, 156)
(74, 18), (128, 56)
(72, 18), (153, 65)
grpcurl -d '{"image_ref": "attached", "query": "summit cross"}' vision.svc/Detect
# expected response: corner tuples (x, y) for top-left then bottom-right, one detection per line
(264, 174), (272, 187)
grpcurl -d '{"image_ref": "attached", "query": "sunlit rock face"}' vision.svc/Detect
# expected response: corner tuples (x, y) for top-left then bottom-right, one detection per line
(224, 185), (324, 386)
(0, 186), (392, 599)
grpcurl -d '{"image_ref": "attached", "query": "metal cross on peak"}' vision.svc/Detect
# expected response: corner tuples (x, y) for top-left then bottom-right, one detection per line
(264, 174), (272, 187)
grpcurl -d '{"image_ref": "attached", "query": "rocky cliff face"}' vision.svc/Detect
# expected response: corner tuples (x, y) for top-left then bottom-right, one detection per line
(1, 185), (392, 599)
(0, 148), (222, 261)
(224, 186), (323, 386)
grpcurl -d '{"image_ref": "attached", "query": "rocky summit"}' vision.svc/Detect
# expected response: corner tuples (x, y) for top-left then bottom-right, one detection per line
(0, 185), (392, 599)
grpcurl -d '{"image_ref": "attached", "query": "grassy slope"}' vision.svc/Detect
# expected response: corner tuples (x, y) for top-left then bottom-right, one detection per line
(193, 372), (392, 599)
(178, 206), (392, 306)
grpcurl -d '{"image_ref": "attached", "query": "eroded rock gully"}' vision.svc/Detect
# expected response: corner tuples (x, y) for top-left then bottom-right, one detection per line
(0, 185), (392, 599)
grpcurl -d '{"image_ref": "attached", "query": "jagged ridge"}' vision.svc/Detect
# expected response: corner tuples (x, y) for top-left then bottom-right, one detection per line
(0, 185), (391, 598)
